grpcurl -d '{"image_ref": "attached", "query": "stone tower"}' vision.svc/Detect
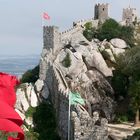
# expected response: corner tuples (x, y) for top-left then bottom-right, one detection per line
(43, 26), (61, 52)
(122, 7), (137, 26)
(94, 3), (109, 23)
(39, 26), (61, 80)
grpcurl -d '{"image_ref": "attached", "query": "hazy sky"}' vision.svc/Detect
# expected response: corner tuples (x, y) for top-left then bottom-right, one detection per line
(0, 0), (139, 55)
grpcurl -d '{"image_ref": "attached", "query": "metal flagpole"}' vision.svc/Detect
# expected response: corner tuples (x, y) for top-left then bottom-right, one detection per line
(68, 92), (71, 140)
(42, 13), (45, 27)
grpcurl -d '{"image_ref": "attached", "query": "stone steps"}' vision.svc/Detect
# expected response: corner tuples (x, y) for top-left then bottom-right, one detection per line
(108, 124), (135, 140)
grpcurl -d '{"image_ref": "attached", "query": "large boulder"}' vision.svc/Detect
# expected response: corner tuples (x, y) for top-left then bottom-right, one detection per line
(85, 49), (112, 77)
(102, 49), (116, 63)
(15, 83), (39, 112)
(110, 38), (128, 49)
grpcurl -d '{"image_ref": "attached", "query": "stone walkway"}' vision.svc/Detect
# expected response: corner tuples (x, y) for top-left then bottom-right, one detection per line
(108, 123), (140, 140)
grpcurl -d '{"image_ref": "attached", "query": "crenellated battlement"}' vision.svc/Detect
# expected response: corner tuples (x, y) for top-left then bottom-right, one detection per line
(122, 7), (138, 26)
(73, 18), (99, 27)
(94, 3), (109, 23)
(95, 3), (109, 7)
(61, 26), (83, 42)
(61, 26), (78, 35)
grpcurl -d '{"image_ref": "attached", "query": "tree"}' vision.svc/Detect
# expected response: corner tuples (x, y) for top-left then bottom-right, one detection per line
(120, 26), (134, 47)
(83, 18), (135, 46)
(62, 53), (71, 68)
(97, 18), (121, 41)
(83, 22), (96, 41)
(21, 65), (39, 83)
(117, 46), (140, 81)
(116, 46), (140, 125)
(129, 81), (140, 126)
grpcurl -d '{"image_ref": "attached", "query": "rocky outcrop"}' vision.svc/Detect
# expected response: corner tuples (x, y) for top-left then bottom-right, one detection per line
(110, 38), (128, 49)
(39, 25), (129, 140)
(15, 82), (41, 130)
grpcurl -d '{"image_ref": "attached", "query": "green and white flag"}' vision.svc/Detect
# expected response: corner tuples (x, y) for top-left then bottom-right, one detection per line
(69, 92), (85, 105)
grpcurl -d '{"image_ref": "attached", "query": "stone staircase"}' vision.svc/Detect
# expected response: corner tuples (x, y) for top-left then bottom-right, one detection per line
(108, 123), (138, 140)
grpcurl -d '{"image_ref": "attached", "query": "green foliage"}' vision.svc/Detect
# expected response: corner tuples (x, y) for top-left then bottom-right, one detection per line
(123, 129), (140, 140)
(129, 81), (140, 111)
(25, 128), (39, 140)
(115, 114), (128, 123)
(33, 102), (60, 140)
(21, 65), (39, 83)
(97, 18), (121, 41)
(112, 70), (128, 97)
(117, 46), (140, 81)
(25, 107), (36, 118)
(62, 53), (71, 68)
(83, 22), (96, 41)
(0, 132), (17, 140)
(84, 22), (93, 30)
(120, 26), (134, 47)
(83, 18), (135, 46)
(114, 46), (140, 124)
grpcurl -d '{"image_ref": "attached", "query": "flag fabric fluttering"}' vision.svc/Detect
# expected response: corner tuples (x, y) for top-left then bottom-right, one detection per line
(0, 72), (24, 140)
(69, 92), (85, 105)
(43, 12), (50, 20)
(68, 92), (85, 140)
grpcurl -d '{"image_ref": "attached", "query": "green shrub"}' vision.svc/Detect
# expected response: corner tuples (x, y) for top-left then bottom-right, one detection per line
(62, 53), (71, 68)
(21, 65), (39, 83)
(83, 22), (96, 41)
(111, 70), (128, 98)
(97, 18), (121, 41)
(25, 107), (36, 118)
(115, 114), (128, 123)
(33, 102), (60, 140)
(83, 18), (135, 46)
(0, 132), (17, 140)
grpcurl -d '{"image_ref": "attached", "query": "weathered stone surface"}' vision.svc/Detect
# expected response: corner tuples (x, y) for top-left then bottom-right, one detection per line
(41, 82), (50, 99)
(16, 88), (30, 112)
(25, 117), (33, 126)
(85, 49), (112, 77)
(35, 79), (44, 92)
(112, 47), (125, 56)
(30, 87), (38, 107)
(39, 27), (116, 140)
(110, 38), (128, 49)
(15, 83), (39, 130)
(102, 49), (116, 63)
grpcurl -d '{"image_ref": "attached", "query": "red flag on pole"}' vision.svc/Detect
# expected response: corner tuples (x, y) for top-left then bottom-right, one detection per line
(43, 12), (50, 20)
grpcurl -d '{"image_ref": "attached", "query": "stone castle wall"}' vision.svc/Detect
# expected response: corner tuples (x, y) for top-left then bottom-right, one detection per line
(40, 25), (110, 140)
(39, 3), (139, 139)
(122, 8), (137, 25)
(73, 18), (99, 28)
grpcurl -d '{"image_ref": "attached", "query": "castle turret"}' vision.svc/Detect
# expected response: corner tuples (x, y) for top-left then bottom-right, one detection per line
(43, 26), (61, 52)
(94, 3), (109, 23)
(39, 26), (61, 80)
(122, 7), (137, 26)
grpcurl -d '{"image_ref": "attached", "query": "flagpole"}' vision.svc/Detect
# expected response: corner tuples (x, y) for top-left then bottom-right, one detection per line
(42, 14), (44, 27)
(68, 92), (71, 140)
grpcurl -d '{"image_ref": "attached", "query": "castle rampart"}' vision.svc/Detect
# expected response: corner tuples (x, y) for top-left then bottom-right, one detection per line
(122, 7), (137, 25)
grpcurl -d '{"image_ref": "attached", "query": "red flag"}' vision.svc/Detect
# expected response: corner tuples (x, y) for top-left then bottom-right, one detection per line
(43, 12), (50, 20)
(0, 72), (24, 140)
